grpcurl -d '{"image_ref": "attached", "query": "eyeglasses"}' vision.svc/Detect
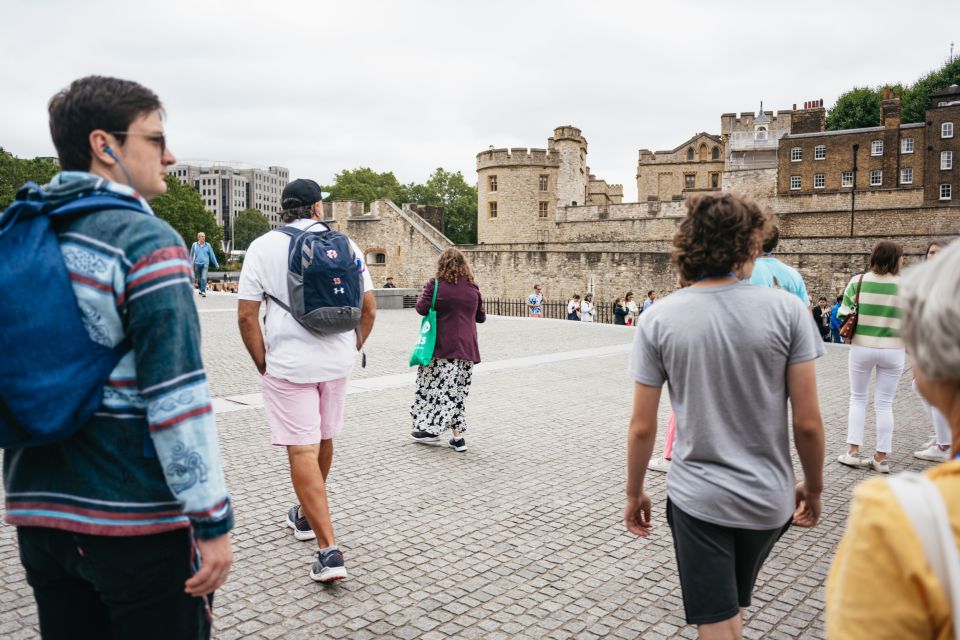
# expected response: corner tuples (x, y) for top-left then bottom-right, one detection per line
(108, 131), (167, 155)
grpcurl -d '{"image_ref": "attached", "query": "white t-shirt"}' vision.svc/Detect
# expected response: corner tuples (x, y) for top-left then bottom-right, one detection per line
(566, 299), (579, 315)
(581, 300), (594, 322)
(238, 219), (373, 383)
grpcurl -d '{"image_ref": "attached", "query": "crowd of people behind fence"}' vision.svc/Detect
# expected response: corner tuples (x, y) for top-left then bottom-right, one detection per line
(4, 74), (960, 640)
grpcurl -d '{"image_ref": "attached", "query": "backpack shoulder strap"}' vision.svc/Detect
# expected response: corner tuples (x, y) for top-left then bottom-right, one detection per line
(888, 472), (960, 640)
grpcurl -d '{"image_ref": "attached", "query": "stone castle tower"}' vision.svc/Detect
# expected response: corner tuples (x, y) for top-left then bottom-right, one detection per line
(476, 126), (589, 244)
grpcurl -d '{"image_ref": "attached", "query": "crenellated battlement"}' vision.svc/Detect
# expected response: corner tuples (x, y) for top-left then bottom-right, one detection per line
(721, 110), (792, 135)
(476, 147), (560, 170)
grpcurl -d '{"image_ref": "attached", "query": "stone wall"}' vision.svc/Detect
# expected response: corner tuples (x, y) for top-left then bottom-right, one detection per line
(326, 199), (450, 290)
(636, 133), (724, 201)
(722, 168), (778, 208)
(461, 229), (957, 305)
(477, 163), (560, 244)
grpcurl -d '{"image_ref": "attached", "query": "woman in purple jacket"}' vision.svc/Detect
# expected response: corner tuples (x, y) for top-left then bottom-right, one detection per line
(410, 248), (486, 452)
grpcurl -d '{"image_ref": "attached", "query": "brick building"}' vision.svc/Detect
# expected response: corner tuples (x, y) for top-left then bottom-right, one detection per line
(777, 87), (960, 204)
(636, 133), (724, 202)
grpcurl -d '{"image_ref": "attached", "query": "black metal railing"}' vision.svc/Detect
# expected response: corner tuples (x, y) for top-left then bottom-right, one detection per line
(484, 298), (616, 324)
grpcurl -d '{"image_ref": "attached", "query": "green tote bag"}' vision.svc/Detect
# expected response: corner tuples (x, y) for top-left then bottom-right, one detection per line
(409, 279), (438, 367)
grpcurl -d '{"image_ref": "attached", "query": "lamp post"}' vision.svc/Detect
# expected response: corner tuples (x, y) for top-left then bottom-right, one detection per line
(849, 143), (859, 238)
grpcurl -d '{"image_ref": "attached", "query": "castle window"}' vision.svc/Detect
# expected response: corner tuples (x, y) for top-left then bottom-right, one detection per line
(814, 174), (825, 189)
(941, 151), (953, 170)
(755, 126), (768, 141)
(901, 137), (914, 154)
(365, 249), (386, 265)
(942, 122), (954, 139)
(790, 147), (802, 162)
(538, 202), (549, 218)
(711, 146), (720, 160)
(684, 174), (695, 189)
(710, 173), (719, 188)
(870, 170), (882, 186)
(941, 184), (953, 200)
(687, 148), (694, 161)
(841, 172), (854, 187)
(870, 140), (883, 156)
(790, 176), (801, 190)
(814, 145), (826, 160)
(488, 175), (497, 191)
(488, 202), (497, 218)
(539, 175), (548, 191)
(900, 168), (913, 185)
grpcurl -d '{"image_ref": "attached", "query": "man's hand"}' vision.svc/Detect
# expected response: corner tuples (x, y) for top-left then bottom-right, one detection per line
(185, 534), (233, 597)
(624, 492), (653, 537)
(792, 481), (821, 528)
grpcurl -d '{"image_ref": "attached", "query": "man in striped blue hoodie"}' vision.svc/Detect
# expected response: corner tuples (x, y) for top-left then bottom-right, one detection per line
(3, 76), (233, 639)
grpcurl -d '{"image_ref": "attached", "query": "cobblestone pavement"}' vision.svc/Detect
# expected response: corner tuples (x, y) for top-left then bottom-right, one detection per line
(0, 292), (938, 639)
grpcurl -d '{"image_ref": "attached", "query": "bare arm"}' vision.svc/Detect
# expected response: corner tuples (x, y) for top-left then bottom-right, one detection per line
(237, 300), (266, 374)
(787, 359), (825, 527)
(624, 382), (661, 537)
(356, 290), (376, 350)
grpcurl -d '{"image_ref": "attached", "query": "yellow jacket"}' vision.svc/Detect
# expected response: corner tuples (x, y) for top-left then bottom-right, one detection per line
(827, 461), (960, 639)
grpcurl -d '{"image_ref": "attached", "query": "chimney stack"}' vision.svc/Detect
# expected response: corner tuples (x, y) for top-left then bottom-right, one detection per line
(880, 87), (901, 129)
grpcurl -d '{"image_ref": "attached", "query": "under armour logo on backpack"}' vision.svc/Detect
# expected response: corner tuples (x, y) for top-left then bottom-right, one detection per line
(326, 249), (338, 259)
(333, 287), (345, 294)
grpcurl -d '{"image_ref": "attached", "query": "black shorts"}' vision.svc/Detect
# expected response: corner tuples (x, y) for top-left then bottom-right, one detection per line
(666, 498), (790, 625)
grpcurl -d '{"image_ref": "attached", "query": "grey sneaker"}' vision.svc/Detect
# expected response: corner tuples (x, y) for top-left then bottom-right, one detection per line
(286, 504), (316, 541)
(837, 451), (872, 468)
(310, 548), (347, 583)
(869, 457), (891, 474)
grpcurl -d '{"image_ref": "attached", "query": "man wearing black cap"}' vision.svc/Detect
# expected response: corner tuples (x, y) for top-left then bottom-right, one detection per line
(237, 179), (375, 582)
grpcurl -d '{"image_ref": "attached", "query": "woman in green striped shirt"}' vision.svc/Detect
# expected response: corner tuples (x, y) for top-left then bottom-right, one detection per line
(836, 241), (905, 474)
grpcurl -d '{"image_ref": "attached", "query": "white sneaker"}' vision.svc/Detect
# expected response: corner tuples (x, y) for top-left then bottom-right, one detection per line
(837, 451), (872, 468)
(648, 457), (671, 473)
(869, 457), (891, 474)
(921, 435), (937, 449)
(913, 444), (950, 463)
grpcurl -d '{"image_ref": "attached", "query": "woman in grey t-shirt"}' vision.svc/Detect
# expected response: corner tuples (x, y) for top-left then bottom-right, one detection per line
(623, 193), (826, 638)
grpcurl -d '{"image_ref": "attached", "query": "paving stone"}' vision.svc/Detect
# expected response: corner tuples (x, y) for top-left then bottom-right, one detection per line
(0, 305), (932, 638)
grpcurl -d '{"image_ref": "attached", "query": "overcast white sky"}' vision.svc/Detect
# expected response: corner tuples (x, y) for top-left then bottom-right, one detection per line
(2, 0), (957, 200)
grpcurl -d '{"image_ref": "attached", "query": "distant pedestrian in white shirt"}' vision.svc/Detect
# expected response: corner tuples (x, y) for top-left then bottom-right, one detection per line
(580, 293), (595, 323)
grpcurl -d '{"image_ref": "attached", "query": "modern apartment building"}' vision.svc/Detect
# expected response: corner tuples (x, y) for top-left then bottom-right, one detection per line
(167, 163), (291, 242)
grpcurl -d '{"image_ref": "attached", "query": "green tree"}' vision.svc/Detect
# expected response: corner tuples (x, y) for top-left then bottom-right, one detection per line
(233, 208), (271, 250)
(406, 168), (478, 245)
(0, 148), (60, 209)
(151, 175), (224, 261)
(826, 87), (882, 131)
(323, 167), (410, 205)
(901, 57), (960, 123)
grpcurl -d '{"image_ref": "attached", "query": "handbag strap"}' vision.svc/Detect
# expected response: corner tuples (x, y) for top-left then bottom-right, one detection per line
(888, 472), (960, 640)
(430, 278), (439, 311)
(853, 273), (865, 310)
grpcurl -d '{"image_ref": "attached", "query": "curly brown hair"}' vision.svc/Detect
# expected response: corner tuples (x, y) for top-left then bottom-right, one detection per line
(436, 247), (475, 284)
(672, 193), (772, 285)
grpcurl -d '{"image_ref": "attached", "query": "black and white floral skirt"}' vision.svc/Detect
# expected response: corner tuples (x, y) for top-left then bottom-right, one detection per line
(410, 358), (474, 436)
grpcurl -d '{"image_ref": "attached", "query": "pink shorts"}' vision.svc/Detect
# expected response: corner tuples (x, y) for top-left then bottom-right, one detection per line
(260, 373), (348, 446)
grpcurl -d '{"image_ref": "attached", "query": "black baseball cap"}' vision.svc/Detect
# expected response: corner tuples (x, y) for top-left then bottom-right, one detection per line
(281, 178), (323, 210)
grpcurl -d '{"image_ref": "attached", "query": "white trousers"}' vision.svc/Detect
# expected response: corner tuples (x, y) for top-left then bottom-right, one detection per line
(846, 345), (905, 453)
(913, 379), (952, 447)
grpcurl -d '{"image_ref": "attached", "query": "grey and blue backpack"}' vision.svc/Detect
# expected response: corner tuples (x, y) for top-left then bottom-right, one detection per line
(266, 222), (364, 334)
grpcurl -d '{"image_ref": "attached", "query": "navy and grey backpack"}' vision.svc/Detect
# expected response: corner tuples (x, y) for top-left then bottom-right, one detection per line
(267, 222), (364, 334)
